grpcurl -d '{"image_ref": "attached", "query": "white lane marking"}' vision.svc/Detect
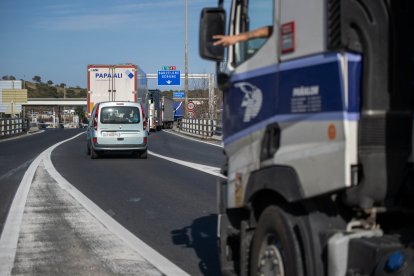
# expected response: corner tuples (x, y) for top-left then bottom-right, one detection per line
(43, 157), (188, 275)
(0, 130), (45, 143)
(0, 159), (33, 182)
(15, 161), (162, 275)
(148, 150), (226, 179)
(1, 132), (189, 276)
(0, 150), (43, 275)
(162, 130), (223, 148)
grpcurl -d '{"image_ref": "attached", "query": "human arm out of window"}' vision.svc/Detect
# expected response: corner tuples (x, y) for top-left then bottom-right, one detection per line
(213, 26), (272, 46)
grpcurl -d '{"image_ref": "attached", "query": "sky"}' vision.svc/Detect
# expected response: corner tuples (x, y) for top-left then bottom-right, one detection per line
(0, 0), (218, 89)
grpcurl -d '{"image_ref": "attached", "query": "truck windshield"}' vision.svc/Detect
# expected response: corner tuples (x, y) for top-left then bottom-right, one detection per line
(100, 106), (140, 124)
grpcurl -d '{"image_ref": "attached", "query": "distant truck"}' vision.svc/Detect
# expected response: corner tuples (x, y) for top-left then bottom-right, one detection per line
(87, 64), (148, 116)
(161, 96), (174, 129)
(148, 89), (162, 131)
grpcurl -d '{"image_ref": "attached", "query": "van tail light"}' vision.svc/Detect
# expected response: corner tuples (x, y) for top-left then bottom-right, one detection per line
(93, 137), (97, 144)
(140, 103), (147, 130)
(94, 103), (100, 131)
(144, 137), (148, 144)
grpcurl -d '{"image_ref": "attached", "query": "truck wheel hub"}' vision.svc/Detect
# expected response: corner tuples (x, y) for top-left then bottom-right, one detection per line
(257, 241), (284, 276)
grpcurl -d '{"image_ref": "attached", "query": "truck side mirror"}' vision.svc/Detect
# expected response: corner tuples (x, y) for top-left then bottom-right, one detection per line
(199, 8), (226, 61)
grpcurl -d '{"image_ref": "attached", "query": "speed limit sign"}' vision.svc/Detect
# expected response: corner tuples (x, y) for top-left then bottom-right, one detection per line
(187, 101), (195, 111)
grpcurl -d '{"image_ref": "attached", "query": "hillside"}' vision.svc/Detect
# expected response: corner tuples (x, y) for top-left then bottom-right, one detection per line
(25, 81), (87, 98)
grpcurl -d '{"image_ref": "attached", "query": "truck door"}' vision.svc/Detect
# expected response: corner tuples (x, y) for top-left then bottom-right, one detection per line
(223, 0), (278, 142)
(108, 67), (116, 101)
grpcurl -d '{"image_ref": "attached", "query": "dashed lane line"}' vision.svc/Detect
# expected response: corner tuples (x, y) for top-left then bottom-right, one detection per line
(148, 150), (226, 179)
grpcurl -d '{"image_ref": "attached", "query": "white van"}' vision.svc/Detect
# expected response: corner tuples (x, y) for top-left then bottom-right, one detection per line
(86, 101), (148, 159)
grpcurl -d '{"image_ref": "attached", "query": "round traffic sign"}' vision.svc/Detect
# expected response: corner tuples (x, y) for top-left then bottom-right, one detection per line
(187, 101), (195, 111)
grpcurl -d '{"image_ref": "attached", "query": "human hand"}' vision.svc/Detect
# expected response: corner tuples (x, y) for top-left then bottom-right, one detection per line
(213, 34), (240, 46)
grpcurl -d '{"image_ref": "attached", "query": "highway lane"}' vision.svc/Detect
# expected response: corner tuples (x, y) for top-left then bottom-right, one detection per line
(52, 130), (225, 275)
(149, 130), (224, 168)
(0, 128), (85, 234)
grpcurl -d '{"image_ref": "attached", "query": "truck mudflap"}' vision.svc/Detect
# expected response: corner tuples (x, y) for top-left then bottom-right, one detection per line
(217, 207), (255, 276)
(329, 231), (414, 275)
(218, 212), (240, 276)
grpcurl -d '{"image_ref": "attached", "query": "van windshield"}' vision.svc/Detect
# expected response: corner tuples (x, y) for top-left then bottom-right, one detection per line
(100, 106), (140, 124)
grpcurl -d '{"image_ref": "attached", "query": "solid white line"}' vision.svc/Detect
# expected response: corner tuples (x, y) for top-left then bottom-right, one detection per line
(42, 135), (189, 276)
(0, 153), (42, 275)
(0, 130), (45, 143)
(148, 150), (226, 179)
(0, 132), (82, 275)
(162, 130), (223, 148)
(1, 132), (189, 276)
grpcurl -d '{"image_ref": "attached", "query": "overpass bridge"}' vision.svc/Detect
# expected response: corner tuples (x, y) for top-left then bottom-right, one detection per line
(24, 98), (87, 106)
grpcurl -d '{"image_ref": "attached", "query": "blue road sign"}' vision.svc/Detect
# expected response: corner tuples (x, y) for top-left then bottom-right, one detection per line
(158, 70), (180, 86)
(173, 91), (185, 100)
(174, 101), (184, 119)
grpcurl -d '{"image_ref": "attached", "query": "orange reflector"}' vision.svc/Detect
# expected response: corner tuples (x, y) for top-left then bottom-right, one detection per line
(328, 124), (336, 140)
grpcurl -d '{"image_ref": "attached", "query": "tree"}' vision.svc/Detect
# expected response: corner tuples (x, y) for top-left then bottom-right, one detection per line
(32, 75), (42, 83)
(59, 83), (66, 88)
(47, 80), (53, 86)
(75, 107), (87, 123)
(2, 75), (16, 80)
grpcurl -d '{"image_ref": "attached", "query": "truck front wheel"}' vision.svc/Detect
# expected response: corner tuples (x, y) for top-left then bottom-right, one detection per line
(250, 206), (304, 276)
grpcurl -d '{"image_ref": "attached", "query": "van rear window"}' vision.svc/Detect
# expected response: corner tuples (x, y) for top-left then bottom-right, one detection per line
(100, 106), (140, 124)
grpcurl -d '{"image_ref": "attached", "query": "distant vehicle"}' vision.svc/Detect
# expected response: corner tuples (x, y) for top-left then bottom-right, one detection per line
(161, 96), (174, 129)
(86, 101), (148, 159)
(148, 89), (162, 131)
(87, 64), (148, 118)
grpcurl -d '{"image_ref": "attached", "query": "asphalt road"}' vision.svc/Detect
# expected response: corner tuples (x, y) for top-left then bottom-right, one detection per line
(49, 130), (225, 275)
(0, 128), (84, 234)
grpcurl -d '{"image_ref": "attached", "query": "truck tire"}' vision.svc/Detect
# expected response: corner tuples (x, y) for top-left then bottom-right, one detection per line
(250, 206), (304, 276)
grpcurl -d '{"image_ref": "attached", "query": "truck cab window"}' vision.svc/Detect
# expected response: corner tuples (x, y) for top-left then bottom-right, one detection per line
(234, 0), (273, 66)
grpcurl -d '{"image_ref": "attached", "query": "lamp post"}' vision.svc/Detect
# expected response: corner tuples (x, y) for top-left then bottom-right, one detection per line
(184, 0), (189, 118)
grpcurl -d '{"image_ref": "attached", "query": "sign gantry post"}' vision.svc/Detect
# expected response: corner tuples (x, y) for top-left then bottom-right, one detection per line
(146, 72), (213, 119)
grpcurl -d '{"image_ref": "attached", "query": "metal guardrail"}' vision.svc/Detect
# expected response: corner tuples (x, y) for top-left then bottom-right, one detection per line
(0, 118), (29, 139)
(177, 118), (222, 138)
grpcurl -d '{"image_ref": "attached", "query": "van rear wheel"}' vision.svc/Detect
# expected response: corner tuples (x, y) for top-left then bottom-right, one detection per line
(140, 150), (148, 159)
(91, 148), (99, 159)
(133, 150), (147, 159)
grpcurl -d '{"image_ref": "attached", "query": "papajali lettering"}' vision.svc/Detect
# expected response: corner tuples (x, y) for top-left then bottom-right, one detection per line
(95, 73), (123, 79)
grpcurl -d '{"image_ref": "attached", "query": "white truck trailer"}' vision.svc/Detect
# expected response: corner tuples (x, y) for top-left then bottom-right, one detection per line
(161, 96), (174, 129)
(148, 89), (162, 131)
(200, 0), (414, 275)
(87, 64), (148, 117)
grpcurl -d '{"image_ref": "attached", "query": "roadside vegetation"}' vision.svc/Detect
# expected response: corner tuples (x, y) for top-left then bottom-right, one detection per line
(2, 75), (87, 98)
